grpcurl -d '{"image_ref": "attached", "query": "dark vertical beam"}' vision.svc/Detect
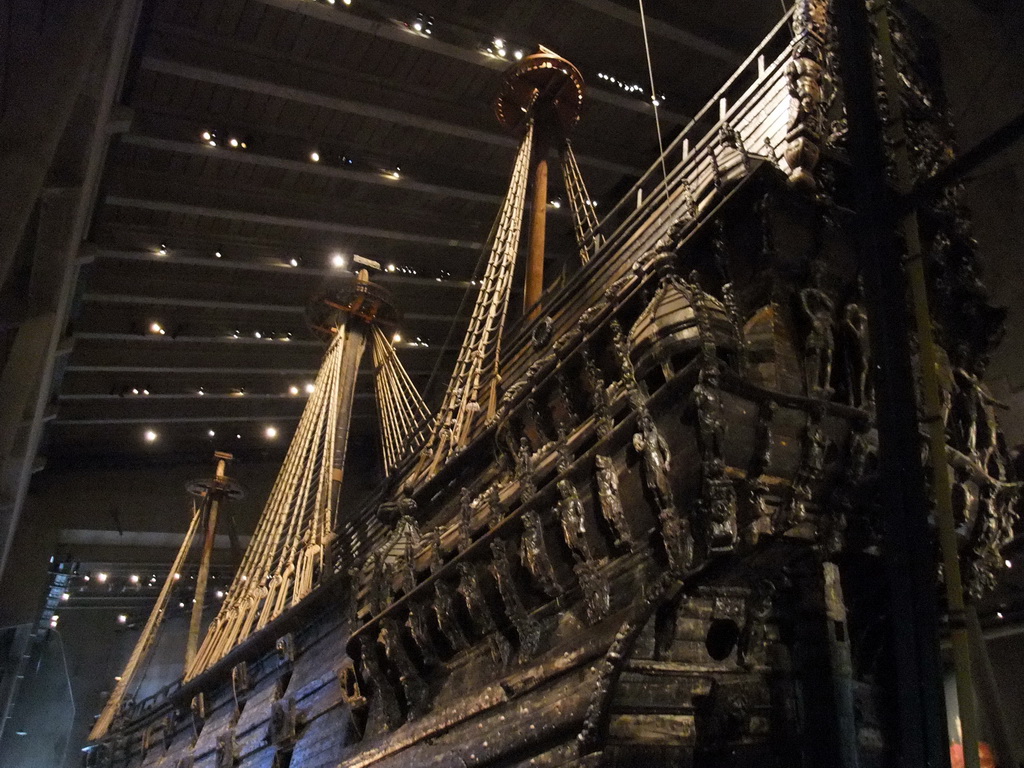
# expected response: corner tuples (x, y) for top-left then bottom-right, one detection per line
(831, 1), (950, 767)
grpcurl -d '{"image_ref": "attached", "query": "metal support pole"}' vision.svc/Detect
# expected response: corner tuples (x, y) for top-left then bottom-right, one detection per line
(524, 125), (551, 320)
(831, 1), (951, 766)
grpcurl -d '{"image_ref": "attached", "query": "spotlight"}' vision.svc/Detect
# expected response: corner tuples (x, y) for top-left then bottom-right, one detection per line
(116, 613), (127, 623)
(310, 151), (320, 162)
(145, 429), (158, 442)
(149, 322), (163, 334)
(229, 138), (239, 148)
(173, 572), (181, 580)
(96, 572), (108, 583)
(129, 574), (139, 584)
(393, 333), (402, 343)
(289, 258), (299, 267)
(215, 251), (222, 258)
(207, 429), (216, 437)
(331, 253), (346, 268)
(304, 383), (315, 394)
(201, 131), (212, 141)
(265, 426), (278, 439)
(289, 385), (299, 395)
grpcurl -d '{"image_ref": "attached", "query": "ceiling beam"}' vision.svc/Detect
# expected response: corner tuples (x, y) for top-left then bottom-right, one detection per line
(58, 391), (371, 401)
(104, 195), (484, 250)
(92, 249), (481, 289)
(252, 0), (701, 113)
(140, 56), (642, 177)
(119, 134), (506, 205)
(64, 365), (432, 376)
(80, 292), (463, 324)
(564, 0), (744, 63)
(53, 413), (373, 425)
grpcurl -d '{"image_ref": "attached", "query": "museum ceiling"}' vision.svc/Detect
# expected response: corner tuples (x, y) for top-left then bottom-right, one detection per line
(46, 0), (784, 467)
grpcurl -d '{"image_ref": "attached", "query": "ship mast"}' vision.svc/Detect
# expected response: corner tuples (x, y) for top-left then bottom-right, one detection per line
(183, 452), (244, 670)
(494, 46), (586, 320)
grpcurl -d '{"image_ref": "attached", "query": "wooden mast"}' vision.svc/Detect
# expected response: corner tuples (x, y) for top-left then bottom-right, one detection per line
(494, 46), (585, 322)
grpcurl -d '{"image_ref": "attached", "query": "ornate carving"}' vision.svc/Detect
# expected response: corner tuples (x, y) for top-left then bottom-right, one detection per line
(458, 488), (474, 552)
(520, 509), (563, 598)
(355, 636), (403, 730)
(842, 301), (871, 408)
(575, 560), (611, 624)
(406, 600), (440, 667)
(378, 618), (429, 720)
(432, 579), (470, 653)
(784, 0), (829, 188)
(798, 266), (836, 397)
(581, 347), (614, 438)
(516, 437), (537, 501)
(595, 454), (635, 550)
(633, 409), (692, 572)
(490, 539), (543, 659)
(556, 477), (594, 562)
(456, 562), (513, 665)
(426, 526), (444, 574)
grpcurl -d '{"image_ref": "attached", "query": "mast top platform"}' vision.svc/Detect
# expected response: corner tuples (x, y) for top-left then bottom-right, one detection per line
(494, 46), (585, 136)
(306, 268), (398, 342)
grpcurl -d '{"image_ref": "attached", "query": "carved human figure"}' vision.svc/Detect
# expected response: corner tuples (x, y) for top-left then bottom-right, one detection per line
(842, 302), (870, 407)
(798, 277), (836, 397)
(557, 478), (593, 562)
(633, 411), (674, 513)
(595, 454), (634, 550)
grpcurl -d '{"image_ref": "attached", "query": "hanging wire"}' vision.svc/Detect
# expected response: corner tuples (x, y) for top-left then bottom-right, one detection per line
(638, 0), (670, 193)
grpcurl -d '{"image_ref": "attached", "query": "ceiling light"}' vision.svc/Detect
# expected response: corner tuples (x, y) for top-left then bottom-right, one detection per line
(289, 258), (299, 267)
(514, 50), (523, 60)
(197, 388), (205, 396)
(208, 140), (217, 147)
(240, 142), (247, 149)
(310, 151), (320, 162)
(60, 592), (69, 601)
(173, 572), (180, 580)
(202, 131), (212, 141)
(216, 590), (224, 598)
(413, 21), (422, 31)
(304, 383), (315, 394)
(158, 244), (167, 256)
(393, 333), (402, 343)
(178, 602), (185, 608)
(215, 251), (222, 258)
(150, 322), (162, 334)
(549, 200), (561, 208)
(229, 138), (239, 148)
(129, 574), (139, 584)
(391, 168), (401, 179)
(235, 434), (241, 439)
(289, 385), (299, 395)
(343, 0), (351, 5)
(254, 331), (262, 339)
(331, 253), (346, 268)
(1006, 559), (1013, 568)
(144, 429), (157, 443)
(997, 611), (1005, 619)
(207, 429), (216, 437)
(387, 263), (396, 272)
(265, 426), (278, 439)
(651, 98), (661, 107)
(142, 389), (150, 395)
(131, 388), (139, 395)
(96, 572), (108, 583)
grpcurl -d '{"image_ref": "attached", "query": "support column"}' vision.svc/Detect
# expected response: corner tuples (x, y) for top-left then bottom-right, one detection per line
(831, 1), (950, 766)
(186, 456), (228, 670)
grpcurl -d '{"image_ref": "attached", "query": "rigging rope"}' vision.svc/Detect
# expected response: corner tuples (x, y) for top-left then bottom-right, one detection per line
(186, 329), (352, 679)
(411, 121), (535, 483)
(372, 326), (431, 475)
(89, 502), (203, 740)
(561, 140), (601, 263)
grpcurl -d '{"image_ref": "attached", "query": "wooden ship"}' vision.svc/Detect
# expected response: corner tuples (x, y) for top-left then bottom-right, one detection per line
(83, 2), (1019, 767)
